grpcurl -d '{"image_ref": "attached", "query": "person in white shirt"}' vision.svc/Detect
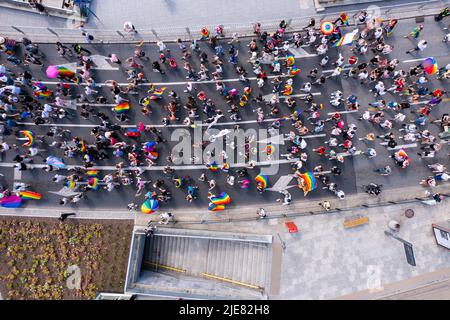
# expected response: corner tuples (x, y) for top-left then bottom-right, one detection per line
(406, 40), (427, 54)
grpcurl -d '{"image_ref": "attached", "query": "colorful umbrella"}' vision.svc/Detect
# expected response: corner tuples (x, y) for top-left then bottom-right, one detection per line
(1, 195), (22, 208)
(296, 171), (317, 196)
(320, 21), (335, 35)
(255, 174), (269, 190)
(141, 199), (159, 214)
(88, 177), (99, 190)
(289, 66), (301, 76)
(422, 57), (438, 75)
(286, 54), (295, 66)
(19, 130), (35, 147)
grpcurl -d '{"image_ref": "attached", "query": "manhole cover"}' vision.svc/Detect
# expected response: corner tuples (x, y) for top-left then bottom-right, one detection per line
(405, 209), (415, 218)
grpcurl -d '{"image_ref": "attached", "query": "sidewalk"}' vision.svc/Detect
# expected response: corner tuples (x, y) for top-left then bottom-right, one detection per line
(0, 0), (86, 21)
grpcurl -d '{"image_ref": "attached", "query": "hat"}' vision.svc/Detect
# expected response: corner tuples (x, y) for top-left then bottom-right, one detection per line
(0, 37), (5, 44)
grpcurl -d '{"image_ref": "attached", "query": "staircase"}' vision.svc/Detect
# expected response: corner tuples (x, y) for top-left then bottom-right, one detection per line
(144, 236), (271, 289)
(126, 228), (273, 299)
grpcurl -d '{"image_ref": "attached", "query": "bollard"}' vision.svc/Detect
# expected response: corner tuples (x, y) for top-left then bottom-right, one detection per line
(11, 26), (25, 35)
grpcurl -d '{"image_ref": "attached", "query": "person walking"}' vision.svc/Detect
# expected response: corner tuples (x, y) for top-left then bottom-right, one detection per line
(59, 212), (76, 221)
(405, 40), (427, 54)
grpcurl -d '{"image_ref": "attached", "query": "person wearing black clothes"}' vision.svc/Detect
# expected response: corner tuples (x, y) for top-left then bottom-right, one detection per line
(59, 212), (76, 221)
(152, 61), (165, 74)
(73, 43), (91, 55)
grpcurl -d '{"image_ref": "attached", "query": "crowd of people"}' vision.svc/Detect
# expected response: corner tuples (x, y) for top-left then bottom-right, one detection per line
(0, 7), (449, 219)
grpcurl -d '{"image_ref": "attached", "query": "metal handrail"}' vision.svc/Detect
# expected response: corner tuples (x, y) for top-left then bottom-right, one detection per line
(171, 194), (449, 226)
(0, 0), (446, 43)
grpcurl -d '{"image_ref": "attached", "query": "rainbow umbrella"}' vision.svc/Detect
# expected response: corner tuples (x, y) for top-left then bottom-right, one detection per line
(255, 174), (269, 190)
(88, 178), (99, 190)
(208, 161), (218, 172)
(141, 199), (159, 214)
(19, 130), (35, 147)
(290, 66), (301, 76)
(320, 21), (335, 35)
(210, 192), (232, 206)
(114, 102), (130, 114)
(266, 145), (275, 155)
(283, 85), (293, 96)
(1, 195), (22, 208)
(286, 54), (295, 66)
(19, 191), (42, 200)
(422, 57), (438, 75)
(297, 171), (317, 196)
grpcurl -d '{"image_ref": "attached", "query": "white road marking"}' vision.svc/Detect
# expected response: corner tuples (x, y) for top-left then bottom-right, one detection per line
(0, 158), (299, 172)
(299, 0), (310, 9)
(16, 116), (289, 129)
(402, 58), (426, 63)
(322, 67), (352, 73)
(39, 74), (293, 87)
(266, 174), (295, 192)
(258, 133), (326, 145)
(59, 55), (119, 71)
(262, 92), (321, 102)
(337, 150), (363, 157)
(385, 143), (418, 151)
(327, 110), (359, 115)
(13, 169), (22, 180)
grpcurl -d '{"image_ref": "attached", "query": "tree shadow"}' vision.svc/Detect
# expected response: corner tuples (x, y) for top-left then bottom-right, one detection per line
(163, 0), (176, 14)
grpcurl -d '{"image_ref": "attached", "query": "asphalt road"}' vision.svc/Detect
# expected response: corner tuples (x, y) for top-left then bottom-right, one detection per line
(0, 15), (448, 213)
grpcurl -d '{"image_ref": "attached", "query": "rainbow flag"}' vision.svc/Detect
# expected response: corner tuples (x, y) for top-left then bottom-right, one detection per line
(114, 102), (130, 114)
(298, 172), (317, 195)
(20, 130), (35, 147)
(210, 192), (232, 206)
(208, 203), (225, 211)
(86, 169), (98, 177)
(221, 162), (230, 172)
(79, 140), (87, 153)
(35, 90), (53, 98)
(333, 36), (344, 47)
(341, 14), (349, 26)
(255, 174), (269, 190)
(57, 66), (75, 77)
(19, 191), (42, 200)
(149, 87), (167, 100)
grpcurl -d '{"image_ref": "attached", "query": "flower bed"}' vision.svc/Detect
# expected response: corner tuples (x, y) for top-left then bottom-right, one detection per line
(0, 217), (133, 300)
